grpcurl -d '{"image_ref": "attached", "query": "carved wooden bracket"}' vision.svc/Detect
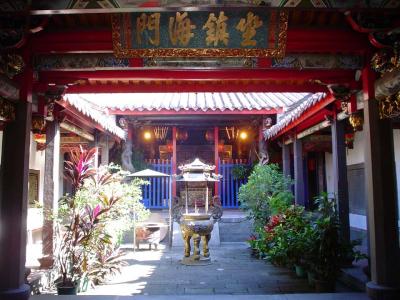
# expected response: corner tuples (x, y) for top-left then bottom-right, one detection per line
(0, 96), (16, 129)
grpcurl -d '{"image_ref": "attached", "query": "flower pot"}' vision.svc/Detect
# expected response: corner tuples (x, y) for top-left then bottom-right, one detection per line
(295, 265), (306, 278)
(307, 271), (316, 287)
(57, 283), (77, 295)
(314, 279), (335, 293)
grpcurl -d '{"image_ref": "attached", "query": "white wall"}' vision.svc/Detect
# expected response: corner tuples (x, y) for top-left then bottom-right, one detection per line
(325, 128), (400, 230)
(325, 131), (365, 198)
(29, 133), (46, 204)
(393, 129), (400, 225)
(346, 131), (365, 165)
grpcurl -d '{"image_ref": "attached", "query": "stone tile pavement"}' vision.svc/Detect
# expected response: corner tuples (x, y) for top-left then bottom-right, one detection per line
(74, 243), (357, 297)
(33, 293), (369, 300)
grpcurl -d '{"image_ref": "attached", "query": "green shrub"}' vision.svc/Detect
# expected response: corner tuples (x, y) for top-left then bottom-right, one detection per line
(263, 205), (311, 267)
(239, 164), (293, 231)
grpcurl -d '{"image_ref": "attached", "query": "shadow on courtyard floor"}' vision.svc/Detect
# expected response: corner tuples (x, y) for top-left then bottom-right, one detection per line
(81, 242), (354, 296)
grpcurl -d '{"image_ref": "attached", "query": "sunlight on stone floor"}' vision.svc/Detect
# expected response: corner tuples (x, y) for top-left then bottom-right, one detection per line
(79, 243), (351, 296)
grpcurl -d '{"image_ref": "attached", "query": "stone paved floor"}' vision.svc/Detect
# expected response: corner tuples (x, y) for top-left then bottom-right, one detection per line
(81, 243), (353, 296)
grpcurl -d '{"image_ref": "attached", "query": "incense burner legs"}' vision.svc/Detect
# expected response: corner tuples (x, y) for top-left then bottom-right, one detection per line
(180, 220), (214, 265)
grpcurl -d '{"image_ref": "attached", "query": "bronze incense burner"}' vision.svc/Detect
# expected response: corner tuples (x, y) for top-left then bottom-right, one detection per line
(173, 159), (223, 265)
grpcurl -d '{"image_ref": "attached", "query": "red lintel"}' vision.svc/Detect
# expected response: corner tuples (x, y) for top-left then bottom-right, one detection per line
(107, 108), (282, 116)
(292, 108), (334, 134)
(39, 69), (357, 83)
(31, 28), (368, 54)
(62, 82), (326, 94)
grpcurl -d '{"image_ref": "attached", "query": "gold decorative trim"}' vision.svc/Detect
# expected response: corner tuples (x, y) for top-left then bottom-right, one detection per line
(378, 91), (400, 119)
(111, 11), (288, 58)
(0, 96), (16, 123)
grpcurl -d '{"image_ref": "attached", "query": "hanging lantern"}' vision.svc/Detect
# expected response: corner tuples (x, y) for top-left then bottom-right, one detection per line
(225, 126), (239, 141)
(31, 115), (47, 134)
(176, 128), (188, 141)
(33, 133), (46, 145)
(154, 126), (169, 141)
(349, 112), (363, 131)
(205, 129), (214, 142)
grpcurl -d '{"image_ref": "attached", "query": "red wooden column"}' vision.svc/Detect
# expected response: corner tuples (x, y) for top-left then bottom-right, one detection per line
(0, 65), (32, 300)
(172, 126), (177, 197)
(214, 126), (219, 195)
(362, 65), (400, 299)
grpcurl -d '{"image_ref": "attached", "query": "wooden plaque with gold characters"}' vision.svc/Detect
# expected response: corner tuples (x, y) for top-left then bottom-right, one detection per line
(112, 10), (288, 58)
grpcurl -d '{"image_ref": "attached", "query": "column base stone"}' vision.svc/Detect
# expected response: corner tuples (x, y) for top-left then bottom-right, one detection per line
(367, 281), (400, 300)
(0, 284), (30, 300)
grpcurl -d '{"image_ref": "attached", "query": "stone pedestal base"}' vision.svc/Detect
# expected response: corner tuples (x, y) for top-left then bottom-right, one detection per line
(0, 284), (30, 300)
(180, 256), (212, 266)
(367, 281), (400, 300)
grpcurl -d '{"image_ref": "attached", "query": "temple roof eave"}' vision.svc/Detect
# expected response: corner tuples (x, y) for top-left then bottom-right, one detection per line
(263, 92), (329, 140)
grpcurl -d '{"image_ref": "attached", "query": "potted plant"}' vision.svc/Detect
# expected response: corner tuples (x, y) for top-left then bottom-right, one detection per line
(306, 193), (340, 292)
(54, 147), (150, 294)
(246, 234), (259, 257)
(54, 147), (98, 294)
(263, 205), (310, 276)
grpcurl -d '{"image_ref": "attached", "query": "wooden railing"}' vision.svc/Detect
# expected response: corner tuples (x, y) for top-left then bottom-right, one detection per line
(218, 160), (249, 208)
(141, 159), (248, 209)
(142, 160), (172, 208)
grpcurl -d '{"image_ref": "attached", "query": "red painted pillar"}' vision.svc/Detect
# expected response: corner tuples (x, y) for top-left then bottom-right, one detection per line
(214, 126), (219, 195)
(172, 126), (177, 197)
(362, 65), (400, 299)
(0, 61), (32, 300)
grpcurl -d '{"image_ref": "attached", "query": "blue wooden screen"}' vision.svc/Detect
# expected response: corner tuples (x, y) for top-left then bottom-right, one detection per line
(218, 160), (248, 208)
(142, 160), (172, 209)
(142, 159), (247, 209)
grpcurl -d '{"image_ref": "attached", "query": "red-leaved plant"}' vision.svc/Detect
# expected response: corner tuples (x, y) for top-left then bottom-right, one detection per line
(55, 147), (124, 289)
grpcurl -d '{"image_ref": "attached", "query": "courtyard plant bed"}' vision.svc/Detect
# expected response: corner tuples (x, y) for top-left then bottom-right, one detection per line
(240, 165), (365, 293)
(53, 147), (150, 295)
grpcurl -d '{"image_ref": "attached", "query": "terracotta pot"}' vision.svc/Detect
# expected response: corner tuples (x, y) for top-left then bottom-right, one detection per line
(314, 279), (335, 293)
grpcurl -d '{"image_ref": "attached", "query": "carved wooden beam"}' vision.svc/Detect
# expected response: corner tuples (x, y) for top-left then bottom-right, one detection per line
(0, 75), (19, 101)
(375, 67), (400, 101)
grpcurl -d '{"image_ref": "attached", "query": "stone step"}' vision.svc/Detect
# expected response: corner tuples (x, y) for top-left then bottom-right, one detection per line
(219, 216), (253, 243)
